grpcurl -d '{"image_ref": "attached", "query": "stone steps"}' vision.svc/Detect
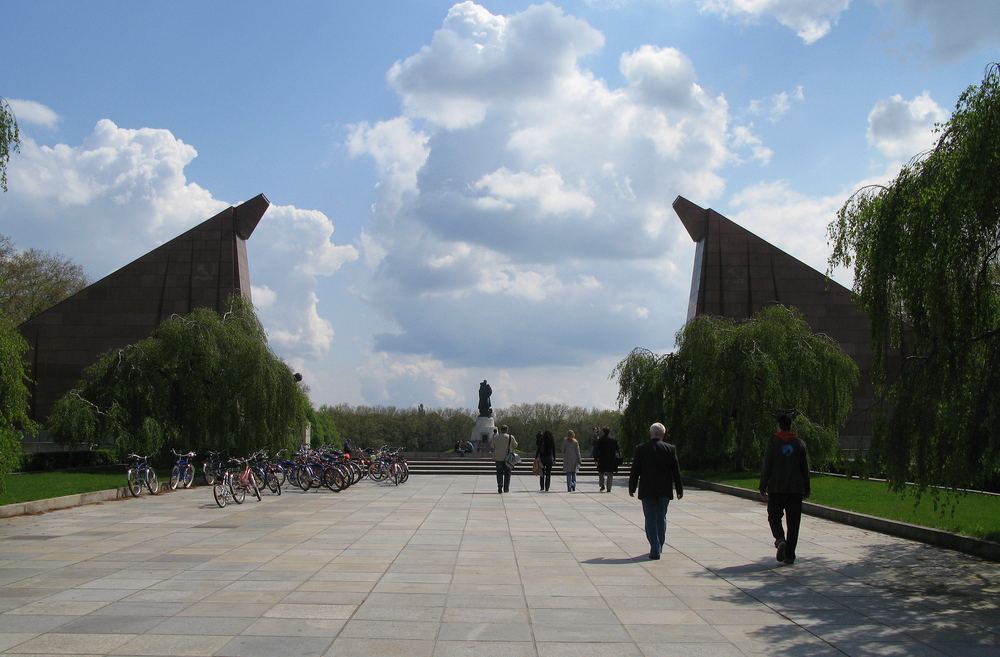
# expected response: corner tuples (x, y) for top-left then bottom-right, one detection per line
(405, 458), (612, 476)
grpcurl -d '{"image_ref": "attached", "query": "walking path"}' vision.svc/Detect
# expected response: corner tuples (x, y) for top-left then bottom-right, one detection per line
(0, 474), (997, 656)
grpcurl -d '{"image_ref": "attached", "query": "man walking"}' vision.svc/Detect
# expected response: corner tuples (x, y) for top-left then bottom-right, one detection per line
(629, 423), (683, 560)
(492, 424), (517, 494)
(759, 414), (810, 565)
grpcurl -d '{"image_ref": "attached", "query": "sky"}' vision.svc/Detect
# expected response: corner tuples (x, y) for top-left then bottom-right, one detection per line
(2, 0), (998, 412)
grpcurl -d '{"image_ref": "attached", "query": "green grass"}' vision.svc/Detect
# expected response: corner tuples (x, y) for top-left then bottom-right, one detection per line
(0, 467), (124, 506)
(687, 470), (1000, 543)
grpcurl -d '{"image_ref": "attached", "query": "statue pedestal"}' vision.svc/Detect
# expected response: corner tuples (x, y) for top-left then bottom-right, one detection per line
(471, 416), (496, 450)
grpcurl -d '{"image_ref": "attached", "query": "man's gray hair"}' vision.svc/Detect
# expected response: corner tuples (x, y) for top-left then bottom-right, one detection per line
(649, 422), (666, 437)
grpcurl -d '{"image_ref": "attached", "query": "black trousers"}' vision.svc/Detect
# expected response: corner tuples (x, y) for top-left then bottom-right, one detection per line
(767, 493), (803, 558)
(539, 456), (554, 490)
(495, 461), (511, 492)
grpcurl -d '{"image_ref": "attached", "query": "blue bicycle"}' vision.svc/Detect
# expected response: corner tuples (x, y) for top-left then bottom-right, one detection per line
(126, 454), (159, 496)
(169, 449), (196, 490)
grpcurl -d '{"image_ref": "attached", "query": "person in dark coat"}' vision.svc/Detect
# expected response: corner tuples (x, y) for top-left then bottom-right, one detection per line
(593, 426), (621, 492)
(759, 414), (810, 565)
(628, 422), (683, 560)
(535, 429), (556, 491)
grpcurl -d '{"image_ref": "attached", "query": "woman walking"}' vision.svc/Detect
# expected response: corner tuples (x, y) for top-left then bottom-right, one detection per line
(536, 429), (556, 491)
(594, 426), (621, 492)
(562, 430), (582, 492)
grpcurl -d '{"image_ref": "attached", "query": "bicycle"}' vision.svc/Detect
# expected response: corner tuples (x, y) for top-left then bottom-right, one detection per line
(169, 449), (196, 490)
(202, 450), (224, 485)
(125, 454), (159, 496)
(213, 462), (236, 508)
(228, 457), (261, 503)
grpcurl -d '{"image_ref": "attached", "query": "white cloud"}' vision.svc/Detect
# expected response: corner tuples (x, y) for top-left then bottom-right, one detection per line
(699, 0), (852, 44)
(867, 90), (948, 161)
(897, 0), (1000, 61)
(6, 99), (61, 128)
(0, 118), (356, 362)
(727, 180), (848, 282)
(349, 3), (769, 372)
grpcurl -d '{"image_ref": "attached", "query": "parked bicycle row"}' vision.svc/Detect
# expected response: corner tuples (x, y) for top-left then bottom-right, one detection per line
(124, 444), (410, 506)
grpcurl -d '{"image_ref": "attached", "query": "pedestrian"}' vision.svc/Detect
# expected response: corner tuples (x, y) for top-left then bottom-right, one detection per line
(628, 422), (683, 560)
(535, 429), (556, 491)
(562, 430), (582, 492)
(492, 425), (517, 494)
(759, 414), (810, 565)
(593, 426), (621, 492)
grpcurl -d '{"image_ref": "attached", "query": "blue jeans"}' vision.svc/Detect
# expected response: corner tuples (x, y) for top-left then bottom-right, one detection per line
(566, 471), (577, 491)
(641, 496), (671, 556)
(495, 461), (510, 492)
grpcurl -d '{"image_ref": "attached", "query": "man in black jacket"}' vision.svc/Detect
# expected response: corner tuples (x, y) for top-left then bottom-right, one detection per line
(629, 423), (683, 560)
(759, 414), (810, 565)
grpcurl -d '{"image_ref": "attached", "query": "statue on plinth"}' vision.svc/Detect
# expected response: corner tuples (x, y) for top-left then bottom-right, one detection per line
(478, 380), (493, 417)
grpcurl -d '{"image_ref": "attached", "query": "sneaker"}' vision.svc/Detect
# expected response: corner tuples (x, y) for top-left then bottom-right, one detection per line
(775, 540), (787, 562)
(648, 553), (660, 560)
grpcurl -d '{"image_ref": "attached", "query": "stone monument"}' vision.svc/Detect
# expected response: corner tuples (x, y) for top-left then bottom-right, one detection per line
(471, 380), (496, 448)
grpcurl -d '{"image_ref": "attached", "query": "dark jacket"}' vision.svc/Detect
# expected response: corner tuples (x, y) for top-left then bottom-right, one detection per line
(535, 433), (556, 459)
(594, 436), (620, 473)
(628, 438), (683, 500)
(759, 431), (810, 496)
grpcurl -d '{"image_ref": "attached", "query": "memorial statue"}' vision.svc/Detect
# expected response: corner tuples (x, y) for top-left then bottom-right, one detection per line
(478, 380), (493, 417)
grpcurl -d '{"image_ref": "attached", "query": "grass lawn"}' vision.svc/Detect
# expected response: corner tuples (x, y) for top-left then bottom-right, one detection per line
(0, 467), (123, 506)
(687, 470), (1000, 543)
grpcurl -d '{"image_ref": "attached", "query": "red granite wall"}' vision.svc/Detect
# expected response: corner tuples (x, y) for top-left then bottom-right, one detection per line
(18, 194), (269, 422)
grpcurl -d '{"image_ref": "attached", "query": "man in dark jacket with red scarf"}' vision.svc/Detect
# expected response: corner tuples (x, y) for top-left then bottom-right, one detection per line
(759, 414), (810, 565)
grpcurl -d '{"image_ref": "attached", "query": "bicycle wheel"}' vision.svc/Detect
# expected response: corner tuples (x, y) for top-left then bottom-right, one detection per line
(213, 482), (228, 508)
(203, 462), (216, 485)
(249, 473), (261, 501)
(230, 476), (246, 504)
(266, 470), (281, 495)
(170, 465), (181, 490)
(144, 467), (159, 494)
(273, 465), (287, 487)
(296, 464), (313, 491)
(398, 461), (409, 484)
(390, 462), (402, 486)
(182, 464), (195, 488)
(126, 468), (142, 496)
(322, 466), (343, 492)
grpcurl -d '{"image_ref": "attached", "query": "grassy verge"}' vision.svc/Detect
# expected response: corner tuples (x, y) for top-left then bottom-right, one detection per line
(687, 470), (1000, 543)
(0, 467), (123, 506)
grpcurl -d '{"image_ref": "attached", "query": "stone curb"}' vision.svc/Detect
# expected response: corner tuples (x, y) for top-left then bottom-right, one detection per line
(0, 487), (133, 519)
(682, 476), (1000, 563)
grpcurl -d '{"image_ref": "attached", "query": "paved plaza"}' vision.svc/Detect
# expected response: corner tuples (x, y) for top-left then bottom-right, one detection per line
(1, 474), (998, 657)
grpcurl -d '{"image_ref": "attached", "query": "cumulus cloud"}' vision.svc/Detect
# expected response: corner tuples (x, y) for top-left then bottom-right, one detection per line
(247, 204), (359, 356)
(0, 118), (356, 360)
(749, 86), (804, 123)
(898, 0), (1000, 61)
(699, 0), (852, 44)
(727, 180), (848, 282)
(867, 90), (948, 161)
(349, 3), (765, 371)
(6, 99), (61, 128)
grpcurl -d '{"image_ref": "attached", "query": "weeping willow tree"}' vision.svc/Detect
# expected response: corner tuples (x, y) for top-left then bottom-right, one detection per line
(828, 63), (1000, 492)
(47, 296), (309, 459)
(0, 316), (36, 493)
(613, 305), (857, 471)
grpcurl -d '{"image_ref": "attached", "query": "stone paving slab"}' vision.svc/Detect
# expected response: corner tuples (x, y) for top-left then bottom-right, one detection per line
(1, 475), (998, 656)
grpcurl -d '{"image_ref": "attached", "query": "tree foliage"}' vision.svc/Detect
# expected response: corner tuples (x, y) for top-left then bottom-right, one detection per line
(47, 296), (308, 459)
(828, 63), (1000, 492)
(613, 305), (858, 471)
(0, 316), (37, 493)
(0, 97), (19, 193)
(495, 403), (620, 452)
(319, 402), (620, 453)
(0, 235), (88, 325)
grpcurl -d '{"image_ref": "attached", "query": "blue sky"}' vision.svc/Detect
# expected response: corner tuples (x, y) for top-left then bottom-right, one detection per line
(2, 0), (998, 411)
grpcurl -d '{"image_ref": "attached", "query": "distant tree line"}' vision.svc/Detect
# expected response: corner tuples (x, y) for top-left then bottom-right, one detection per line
(318, 403), (621, 454)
